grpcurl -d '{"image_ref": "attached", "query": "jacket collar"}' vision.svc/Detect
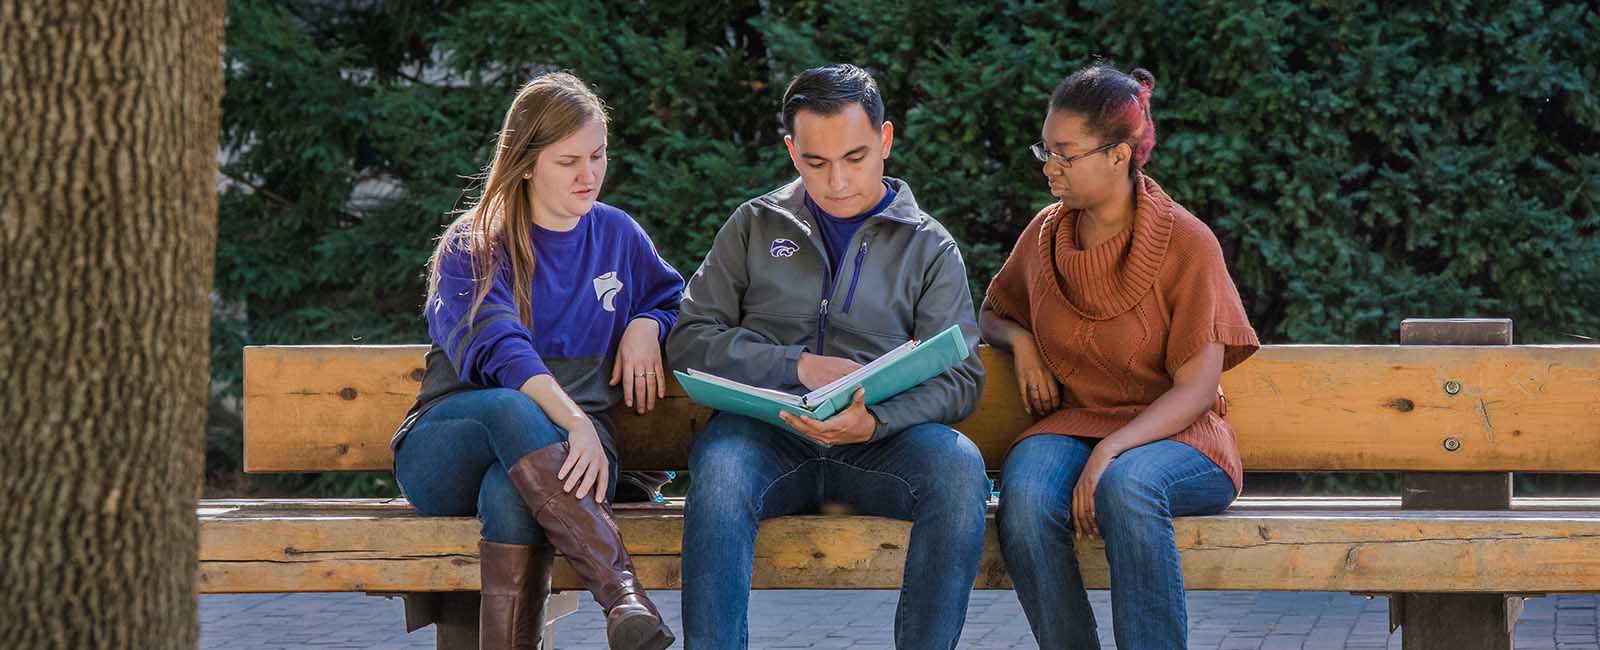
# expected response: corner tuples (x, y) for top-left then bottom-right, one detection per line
(754, 176), (926, 235)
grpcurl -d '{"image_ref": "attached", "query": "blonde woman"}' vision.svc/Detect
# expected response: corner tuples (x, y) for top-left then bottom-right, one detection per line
(392, 73), (680, 650)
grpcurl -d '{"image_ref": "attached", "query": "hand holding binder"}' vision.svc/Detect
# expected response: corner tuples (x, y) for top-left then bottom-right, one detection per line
(778, 387), (876, 446)
(673, 324), (971, 446)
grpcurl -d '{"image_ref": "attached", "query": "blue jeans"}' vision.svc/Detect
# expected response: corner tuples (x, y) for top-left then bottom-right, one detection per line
(393, 388), (617, 545)
(681, 413), (989, 649)
(997, 435), (1236, 650)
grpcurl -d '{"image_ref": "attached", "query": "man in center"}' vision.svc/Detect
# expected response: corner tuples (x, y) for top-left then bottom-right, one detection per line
(666, 64), (989, 649)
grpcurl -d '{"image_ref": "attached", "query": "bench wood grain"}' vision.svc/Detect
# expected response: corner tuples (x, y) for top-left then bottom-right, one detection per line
(197, 497), (1600, 594)
(243, 344), (1600, 473)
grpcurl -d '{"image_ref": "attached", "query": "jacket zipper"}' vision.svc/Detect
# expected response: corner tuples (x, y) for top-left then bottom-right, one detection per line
(842, 238), (871, 314)
(817, 298), (830, 353)
(815, 241), (837, 355)
(817, 262), (841, 353)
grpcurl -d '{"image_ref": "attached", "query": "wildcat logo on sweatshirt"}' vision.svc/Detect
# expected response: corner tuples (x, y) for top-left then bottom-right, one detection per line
(770, 238), (799, 258)
(592, 272), (623, 312)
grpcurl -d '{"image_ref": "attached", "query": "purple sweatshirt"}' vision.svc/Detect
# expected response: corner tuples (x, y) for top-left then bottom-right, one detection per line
(393, 202), (684, 450)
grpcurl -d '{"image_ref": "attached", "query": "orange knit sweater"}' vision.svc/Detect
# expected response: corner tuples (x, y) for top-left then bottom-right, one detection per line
(986, 175), (1260, 492)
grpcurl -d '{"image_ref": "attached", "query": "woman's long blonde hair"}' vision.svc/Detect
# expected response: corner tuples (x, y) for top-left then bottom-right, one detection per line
(426, 72), (608, 330)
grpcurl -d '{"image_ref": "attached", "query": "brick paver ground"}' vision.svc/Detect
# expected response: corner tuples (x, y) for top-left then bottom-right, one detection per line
(200, 591), (1599, 649)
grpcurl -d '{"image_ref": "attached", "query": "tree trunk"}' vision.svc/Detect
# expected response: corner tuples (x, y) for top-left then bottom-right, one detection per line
(0, 2), (224, 648)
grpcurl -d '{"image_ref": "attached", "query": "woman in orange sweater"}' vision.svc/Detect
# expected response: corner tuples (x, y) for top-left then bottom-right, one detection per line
(981, 65), (1260, 648)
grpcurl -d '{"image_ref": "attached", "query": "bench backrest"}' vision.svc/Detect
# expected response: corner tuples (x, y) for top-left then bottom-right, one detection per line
(242, 344), (1600, 473)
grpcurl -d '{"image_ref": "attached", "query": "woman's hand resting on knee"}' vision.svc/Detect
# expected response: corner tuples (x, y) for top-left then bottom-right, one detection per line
(518, 374), (612, 503)
(558, 416), (610, 503)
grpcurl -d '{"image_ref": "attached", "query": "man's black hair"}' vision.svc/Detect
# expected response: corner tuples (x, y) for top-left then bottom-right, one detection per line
(780, 64), (885, 135)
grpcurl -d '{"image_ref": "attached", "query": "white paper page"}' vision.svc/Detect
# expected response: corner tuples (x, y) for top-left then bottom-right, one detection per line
(686, 369), (807, 406)
(802, 338), (920, 406)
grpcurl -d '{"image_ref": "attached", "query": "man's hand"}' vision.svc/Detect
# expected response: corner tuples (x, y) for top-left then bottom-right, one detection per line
(780, 388), (876, 445)
(797, 351), (862, 391)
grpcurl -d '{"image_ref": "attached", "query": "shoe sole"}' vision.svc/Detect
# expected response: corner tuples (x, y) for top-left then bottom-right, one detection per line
(608, 612), (675, 650)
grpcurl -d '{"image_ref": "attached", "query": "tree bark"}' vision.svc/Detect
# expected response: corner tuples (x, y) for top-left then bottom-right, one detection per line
(0, 1), (224, 648)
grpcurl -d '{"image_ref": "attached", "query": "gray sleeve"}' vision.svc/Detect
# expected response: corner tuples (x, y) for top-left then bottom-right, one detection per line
(865, 240), (986, 440)
(666, 209), (807, 389)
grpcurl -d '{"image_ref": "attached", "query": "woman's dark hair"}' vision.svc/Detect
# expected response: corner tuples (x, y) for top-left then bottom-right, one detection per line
(1049, 66), (1157, 175)
(781, 64), (884, 135)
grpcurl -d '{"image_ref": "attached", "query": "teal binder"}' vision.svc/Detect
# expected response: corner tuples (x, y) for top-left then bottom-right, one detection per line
(673, 324), (971, 446)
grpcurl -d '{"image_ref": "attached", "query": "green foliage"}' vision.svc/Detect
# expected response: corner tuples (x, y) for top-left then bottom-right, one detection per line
(213, 0), (1600, 496)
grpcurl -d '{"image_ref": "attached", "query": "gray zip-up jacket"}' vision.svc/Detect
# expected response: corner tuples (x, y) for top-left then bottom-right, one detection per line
(666, 176), (984, 441)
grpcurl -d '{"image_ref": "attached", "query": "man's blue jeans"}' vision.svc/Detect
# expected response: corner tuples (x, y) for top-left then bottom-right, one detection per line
(997, 435), (1236, 649)
(680, 413), (990, 649)
(393, 388), (617, 545)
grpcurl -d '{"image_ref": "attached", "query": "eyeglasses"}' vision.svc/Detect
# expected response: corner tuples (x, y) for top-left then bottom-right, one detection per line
(1029, 141), (1119, 168)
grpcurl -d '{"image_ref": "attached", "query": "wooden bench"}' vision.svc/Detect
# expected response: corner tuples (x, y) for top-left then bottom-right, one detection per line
(199, 319), (1600, 649)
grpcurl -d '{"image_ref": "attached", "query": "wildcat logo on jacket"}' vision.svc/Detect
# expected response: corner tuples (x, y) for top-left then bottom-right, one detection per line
(592, 272), (623, 312)
(770, 238), (799, 258)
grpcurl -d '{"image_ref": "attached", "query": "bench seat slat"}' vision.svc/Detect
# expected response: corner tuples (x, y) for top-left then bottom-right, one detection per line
(197, 497), (1600, 594)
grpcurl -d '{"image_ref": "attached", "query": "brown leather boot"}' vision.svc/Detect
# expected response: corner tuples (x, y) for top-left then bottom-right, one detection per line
(508, 442), (675, 650)
(523, 544), (555, 645)
(478, 541), (554, 650)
